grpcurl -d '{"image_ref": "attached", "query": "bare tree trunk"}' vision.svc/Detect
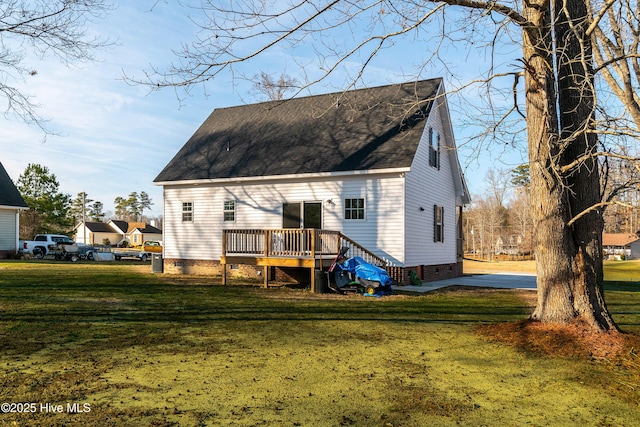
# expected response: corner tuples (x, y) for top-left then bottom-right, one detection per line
(524, 0), (618, 331)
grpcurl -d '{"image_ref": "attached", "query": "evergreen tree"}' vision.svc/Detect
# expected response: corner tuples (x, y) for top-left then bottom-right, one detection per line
(113, 192), (153, 221)
(69, 192), (94, 225)
(16, 164), (72, 237)
(88, 201), (106, 222)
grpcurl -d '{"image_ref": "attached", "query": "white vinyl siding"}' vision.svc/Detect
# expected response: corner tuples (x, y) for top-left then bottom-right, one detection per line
(162, 174), (405, 264)
(404, 97), (458, 266)
(0, 209), (17, 251)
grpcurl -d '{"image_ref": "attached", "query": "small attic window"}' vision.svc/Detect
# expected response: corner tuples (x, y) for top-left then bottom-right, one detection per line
(429, 127), (440, 170)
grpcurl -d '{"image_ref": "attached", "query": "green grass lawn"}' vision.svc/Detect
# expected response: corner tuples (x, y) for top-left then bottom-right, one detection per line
(0, 260), (639, 426)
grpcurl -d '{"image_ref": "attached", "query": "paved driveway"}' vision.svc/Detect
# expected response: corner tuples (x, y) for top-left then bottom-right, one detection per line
(394, 272), (537, 293)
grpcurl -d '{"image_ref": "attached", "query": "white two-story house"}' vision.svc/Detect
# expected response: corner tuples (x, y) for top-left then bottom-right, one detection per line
(155, 79), (470, 288)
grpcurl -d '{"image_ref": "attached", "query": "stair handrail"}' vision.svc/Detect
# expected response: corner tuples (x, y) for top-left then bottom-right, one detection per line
(222, 229), (394, 268)
(336, 232), (393, 268)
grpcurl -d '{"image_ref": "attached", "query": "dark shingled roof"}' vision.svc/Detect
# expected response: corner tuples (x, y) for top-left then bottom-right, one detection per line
(0, 162), (28, 208)
(83, 222), (116, 233)
(132, 224), (162, 234)
(79, 221), (162, 234)
(110, 220), (128, 233)
(155, 79), (442, 183)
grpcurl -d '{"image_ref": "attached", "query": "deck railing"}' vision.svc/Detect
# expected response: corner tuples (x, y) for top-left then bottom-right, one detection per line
(222, 229), (391, 267)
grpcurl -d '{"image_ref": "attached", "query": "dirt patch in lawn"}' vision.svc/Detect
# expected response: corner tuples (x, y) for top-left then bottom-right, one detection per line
(477, 318), (640, 360)
(470, 287), (640, 360)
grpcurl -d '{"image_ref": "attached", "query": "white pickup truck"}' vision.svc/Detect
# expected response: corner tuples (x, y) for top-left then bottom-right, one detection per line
(21, 234), (78, 260)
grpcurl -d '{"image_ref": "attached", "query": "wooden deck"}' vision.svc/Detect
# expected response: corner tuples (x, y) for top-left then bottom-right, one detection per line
(221, 229), (391, 292)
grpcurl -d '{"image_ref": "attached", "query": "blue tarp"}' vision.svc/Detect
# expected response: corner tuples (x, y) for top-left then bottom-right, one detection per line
(341, 256), (393, 287)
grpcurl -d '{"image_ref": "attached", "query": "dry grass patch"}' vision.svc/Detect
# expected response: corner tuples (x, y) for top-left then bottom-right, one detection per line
(463, 259), (537, 274)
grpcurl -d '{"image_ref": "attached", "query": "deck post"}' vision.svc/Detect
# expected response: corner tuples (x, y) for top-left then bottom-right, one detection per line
(221, 230), (227, 285)
(310, 231), (316, 293)
(263, 265), (269, 288)
(264, 231), (270, 288)
(222, 263), (227, 285)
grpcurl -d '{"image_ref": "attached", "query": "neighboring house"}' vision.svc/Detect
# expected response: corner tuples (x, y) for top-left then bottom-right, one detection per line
(154, 78), (470, 286)
(74, 220), (162, 246)
(495, 235), (523, 255)
(0, 162), (29, 258)
(603, 233), (640, 260)
(74, 221), (122, 246)
(106, 219), (129, 244)
(127, 222), (163, 246)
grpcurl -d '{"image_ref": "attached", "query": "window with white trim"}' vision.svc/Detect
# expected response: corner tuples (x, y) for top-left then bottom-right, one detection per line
(434, 205), (444, 242)
(344, 198), (365, 220)
(429, 127), (440, 169)
(182, 202), (193, 222)
(224, 200), (235, 221)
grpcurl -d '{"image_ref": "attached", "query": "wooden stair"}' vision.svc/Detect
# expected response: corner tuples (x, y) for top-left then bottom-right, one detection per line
(221, 229), (394, 291)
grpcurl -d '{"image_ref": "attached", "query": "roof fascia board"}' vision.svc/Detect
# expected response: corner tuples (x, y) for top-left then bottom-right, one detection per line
(0, 205), (28, 210)
(154, 167), (411, 187)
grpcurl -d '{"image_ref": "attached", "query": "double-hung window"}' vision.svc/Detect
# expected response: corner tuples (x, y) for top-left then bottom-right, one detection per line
(182, 202), (193, 222)
(224, 200), (235, 222)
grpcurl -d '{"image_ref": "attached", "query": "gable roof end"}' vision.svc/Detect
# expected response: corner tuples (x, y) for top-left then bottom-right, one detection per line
(433, 84), (471, 205)
(0, 162), (28, 209)
(108, 220), (128, 234)
(155, 79), (443, 183)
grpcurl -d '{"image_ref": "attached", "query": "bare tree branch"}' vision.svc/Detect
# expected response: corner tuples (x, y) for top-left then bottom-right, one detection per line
(560, 151), (640, 174)
(0, 0), (113, 132)
(568, 200), (636, 226)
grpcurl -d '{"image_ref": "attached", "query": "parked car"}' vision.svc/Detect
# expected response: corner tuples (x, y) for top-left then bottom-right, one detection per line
(138, 241), (162, 253)
(112, 241), (162, 262)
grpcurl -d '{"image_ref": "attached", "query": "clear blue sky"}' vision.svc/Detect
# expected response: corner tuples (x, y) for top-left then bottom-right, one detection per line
(0, 1), (527, 218)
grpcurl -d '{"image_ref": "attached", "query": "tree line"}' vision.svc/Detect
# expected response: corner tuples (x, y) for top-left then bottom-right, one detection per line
(15, 163), (155, 239)
(464, 166), (534, 260)
(466, 163), (640, 261)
